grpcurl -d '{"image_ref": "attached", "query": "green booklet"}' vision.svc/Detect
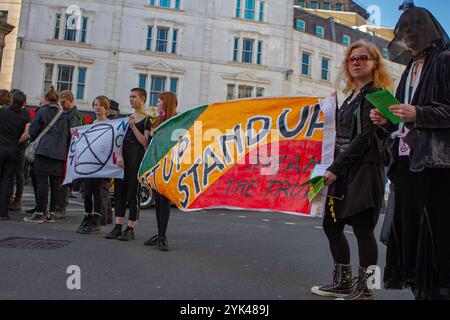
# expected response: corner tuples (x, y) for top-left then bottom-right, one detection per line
(301, 165), (328, 201)
(365, 89), (402, 125)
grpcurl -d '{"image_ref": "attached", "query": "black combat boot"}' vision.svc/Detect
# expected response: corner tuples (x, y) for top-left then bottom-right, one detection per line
(311, 263), (353, 298)
(337, 267), (375, 300)
(79, 213), (101, 234)
(105, 224), (123, 239)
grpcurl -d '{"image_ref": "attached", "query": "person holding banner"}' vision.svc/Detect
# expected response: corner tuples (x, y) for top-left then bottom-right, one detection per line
(370, 3), (450, 300)
(144, 92), (178, 251)
(311, 40), (392, 300)
(77, 96), (112, 234)
(105, 88), (152, 241)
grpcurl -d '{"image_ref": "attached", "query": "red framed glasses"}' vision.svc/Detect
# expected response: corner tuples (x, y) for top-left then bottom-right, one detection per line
(346, 55), (376, 63)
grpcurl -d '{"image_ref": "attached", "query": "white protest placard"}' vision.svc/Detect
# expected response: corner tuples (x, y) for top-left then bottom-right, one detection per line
(63, 118), (129, 185)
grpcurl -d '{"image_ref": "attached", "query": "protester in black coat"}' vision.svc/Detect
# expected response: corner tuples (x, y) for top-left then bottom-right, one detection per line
(311, 40), (392, 300)
(24, 86), (70, 223)
(371, 4), (450, 300)
(0, 91), (28, 220)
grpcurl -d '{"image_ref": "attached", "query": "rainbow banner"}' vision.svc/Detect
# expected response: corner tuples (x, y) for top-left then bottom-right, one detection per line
(138, 96), (336, 217)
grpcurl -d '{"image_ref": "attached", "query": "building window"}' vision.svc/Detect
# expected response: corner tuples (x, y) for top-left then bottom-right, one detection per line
(43, 64), (87, 99)
(150, 76), (166, 106)
(64, 15), (77, 41)
(170, 78), (178, 93)
(342, 34), (351, 46)
(335, 3), (343, 11)
(62, 14), (87, 42)
(159, 0), (170, 8)
(139, 74), (148, 89)
(146, 26), (153, 50)
(297, 0), (305, 8)
(76, 67), (86, 100)
(80, 17), (88, 43)
(233, 37), (240, 62)
(323, 2), (331, 10)
(156, 27), (169, 52)
(257, 40), (263, 65)
(244, 0), (256, 20)
(296, 19), (305, 32)
(301, 52), (311, 76)
(316, 25), (324, 38)
(149, 0), (181, 10)
(310, 1), (318, 9)
(321, 57), (330, 81)
(56, 65), (74, 92)
(238, 85), (253, 98)
(171, 29), (178, 54)
(382, 48), (389, 59)
(242, 38), (254, 63)
(256, 87), (264, 97)
(235, 0), (241, 18)
(54, 14), (61, 40)
(258, 1), (265, 22)
(227, 84), (235, 100)
(43, 63), (54, 95)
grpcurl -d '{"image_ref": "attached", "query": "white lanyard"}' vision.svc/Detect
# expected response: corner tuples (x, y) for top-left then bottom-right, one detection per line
(397, 61), (423, 134)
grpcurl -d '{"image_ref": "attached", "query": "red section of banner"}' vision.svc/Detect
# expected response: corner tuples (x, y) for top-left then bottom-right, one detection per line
(189, 140), (323, 215)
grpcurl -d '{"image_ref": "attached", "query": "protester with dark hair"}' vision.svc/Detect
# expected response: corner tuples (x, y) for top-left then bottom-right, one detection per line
(77, 96), (112, 234)
(0, 91), (29, 220)
(370, 1), (450, 300)
(24, 86), (70, 223)
(144, 92), (178, 251)
(105, 88), (151, 241)
(8, 89), (30, 212)
(311, 40), (392, 300)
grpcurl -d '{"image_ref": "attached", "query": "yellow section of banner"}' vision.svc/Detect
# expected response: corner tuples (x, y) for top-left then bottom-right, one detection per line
(142, 97), (324, 209)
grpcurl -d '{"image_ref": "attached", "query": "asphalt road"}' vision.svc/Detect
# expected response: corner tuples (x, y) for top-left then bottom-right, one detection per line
(0, 187), (414, 300)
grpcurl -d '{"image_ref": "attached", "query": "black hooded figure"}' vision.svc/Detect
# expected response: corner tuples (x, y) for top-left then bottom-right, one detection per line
(380, 1), (450, 300)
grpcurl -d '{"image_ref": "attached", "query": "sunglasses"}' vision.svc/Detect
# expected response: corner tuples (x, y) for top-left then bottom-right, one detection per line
(346, 55), (376, 63)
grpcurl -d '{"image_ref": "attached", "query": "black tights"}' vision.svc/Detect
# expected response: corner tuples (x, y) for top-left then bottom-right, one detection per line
(323, 207), (378, 268)
(153, 189), (171, 238)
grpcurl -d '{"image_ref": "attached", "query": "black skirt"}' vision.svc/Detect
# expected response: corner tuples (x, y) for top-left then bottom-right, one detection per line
(327, 162), (385, 227)
(384, 157), (423, 289)
(33, 155), (65, 177)
(414, 167), (450, 300)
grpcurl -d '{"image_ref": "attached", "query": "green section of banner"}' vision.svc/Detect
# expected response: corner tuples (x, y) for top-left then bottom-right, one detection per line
(140, 104), (209, 175)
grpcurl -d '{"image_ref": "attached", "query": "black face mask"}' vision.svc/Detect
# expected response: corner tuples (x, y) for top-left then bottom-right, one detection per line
(388, 6), (449, 65)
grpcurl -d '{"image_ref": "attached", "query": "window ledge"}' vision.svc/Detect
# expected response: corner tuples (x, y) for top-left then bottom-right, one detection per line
(232, 17), (267, 25)
(300, 75), (312, 80)
(138, 50), (182, 59)
(320, 79), (331, 84)
(227, 61), (268, 70)
(47, 39), (92, 49)
(145, 5), (185, 13)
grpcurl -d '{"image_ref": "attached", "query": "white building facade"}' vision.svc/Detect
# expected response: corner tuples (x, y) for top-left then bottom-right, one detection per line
(11, 0), (404, 113)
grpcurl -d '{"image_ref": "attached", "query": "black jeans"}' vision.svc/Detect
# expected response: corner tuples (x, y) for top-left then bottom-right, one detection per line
(0, 146), (18, 217)
(153, 189), (171, 238)
(12, 148), (25, 199)
(35, 175), (62, 214)
(84, 179), (108, 215)
(322, 208), (378, 268)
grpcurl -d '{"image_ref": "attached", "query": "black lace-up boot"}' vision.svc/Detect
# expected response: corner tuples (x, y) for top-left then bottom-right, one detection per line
(337, 267), (375, 300)
(311, 263), (353, 298)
